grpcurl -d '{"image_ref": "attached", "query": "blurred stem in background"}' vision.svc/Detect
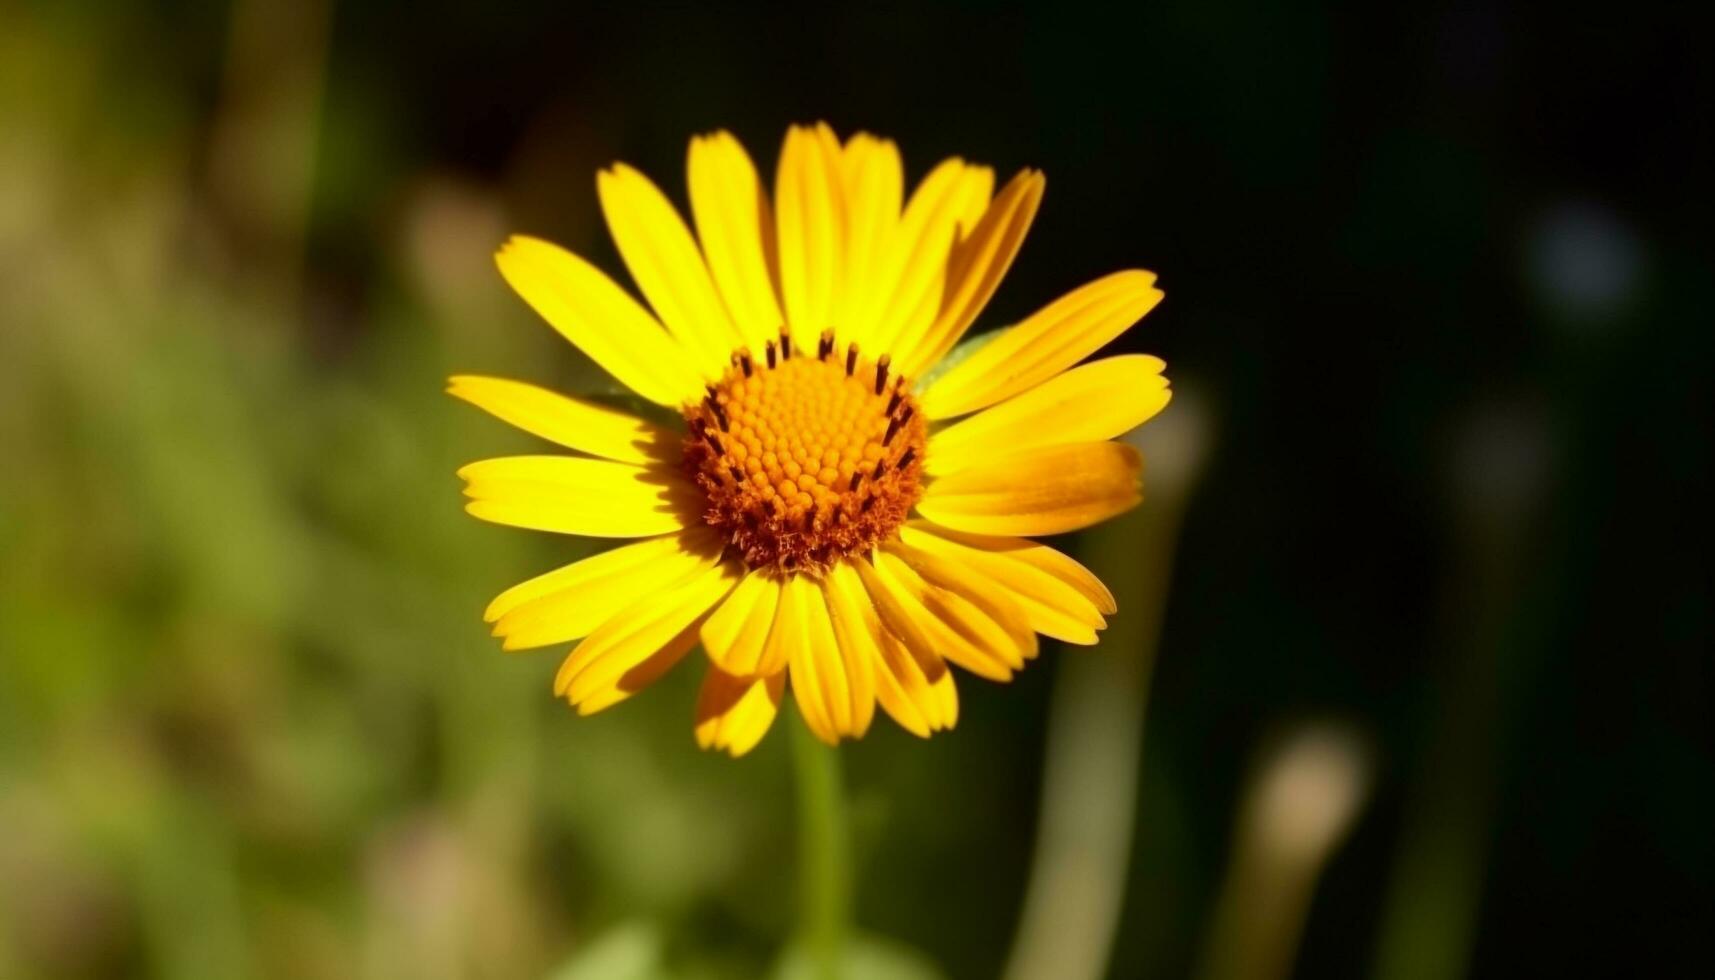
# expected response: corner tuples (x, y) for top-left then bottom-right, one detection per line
(208, 0), (331, 298)
(1371, 401), (1551, 980)
(792, 709), (852, 980)
(1004, 388), (1213, 980)
(1196, 724), (1372, 980)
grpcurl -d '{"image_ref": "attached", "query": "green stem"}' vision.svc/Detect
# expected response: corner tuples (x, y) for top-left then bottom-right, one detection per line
(791, 707), (851, 979)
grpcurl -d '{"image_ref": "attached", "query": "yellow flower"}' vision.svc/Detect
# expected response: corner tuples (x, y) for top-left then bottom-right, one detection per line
(452, 123), (1168, 755)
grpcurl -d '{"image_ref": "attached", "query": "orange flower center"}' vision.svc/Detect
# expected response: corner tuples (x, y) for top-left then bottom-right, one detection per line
(682, 331), (927, 574)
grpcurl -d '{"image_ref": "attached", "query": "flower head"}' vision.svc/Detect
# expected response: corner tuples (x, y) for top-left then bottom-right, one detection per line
(453, 123), (1167, 755)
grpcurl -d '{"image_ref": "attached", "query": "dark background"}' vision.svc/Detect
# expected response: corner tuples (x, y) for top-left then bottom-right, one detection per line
(0, 1), (1707, 978)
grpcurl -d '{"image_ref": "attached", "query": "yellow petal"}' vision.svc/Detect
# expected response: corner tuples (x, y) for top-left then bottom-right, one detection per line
(447, 375), (675, 465)
(554, 559), (742, 713)
(884, 539), (1039, 657)
(784, 598), (835, 743)
(899, 522), (1105, 645)
(570, 622), (699, 716)
(883, 163), (996, 361)
(836, 558), (955, 737)
(458, 455), (697, 537)
(700, 569), (783, 677)
(918, 522), (1116, 616)
(838, 133), (903, 353)
(950, 164), (995, 238)
(485, 530), (713, 621)
(775, 124), (846, 354)
(919, 270), (1164, 419)
(853, 552), (936, 665)
(489, 529), (723, 650)
(786, 573), (855, 743)
(916, 442), (1143, 536)
(816, 563), (878, 737)
(494, 235), (707, 406)
(881, 623), (959, 735)
(866, 161), (994, 358)
(483, 535), (695, 622)
(868, 635), (931, 735)
(757, 568), (813, 678)
(871, 549), (1026, 682)
(925, 355), (1170, 476)
(598, 163), (746, 377)
(897, 168), (1045, 377)
(694, 667), (786, 757)
(847, 556), (974, 717)
(687, 131), (783, 356)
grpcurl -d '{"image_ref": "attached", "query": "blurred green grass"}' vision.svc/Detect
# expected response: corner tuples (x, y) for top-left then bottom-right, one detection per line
(0, 10), (805, 977)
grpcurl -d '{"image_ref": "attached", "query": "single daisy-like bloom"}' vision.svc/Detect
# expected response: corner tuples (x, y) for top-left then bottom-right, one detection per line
(453, 123), (1167, 755)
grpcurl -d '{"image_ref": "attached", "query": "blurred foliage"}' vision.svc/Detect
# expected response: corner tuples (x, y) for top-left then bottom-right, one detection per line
(0, 2), (1708, 979)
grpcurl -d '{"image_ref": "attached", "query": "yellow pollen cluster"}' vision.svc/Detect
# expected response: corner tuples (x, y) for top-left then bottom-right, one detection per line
(682, 333), (927, 573)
